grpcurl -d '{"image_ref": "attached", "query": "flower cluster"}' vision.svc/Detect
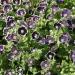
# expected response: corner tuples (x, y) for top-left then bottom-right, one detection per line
(0, 0), (75, 75)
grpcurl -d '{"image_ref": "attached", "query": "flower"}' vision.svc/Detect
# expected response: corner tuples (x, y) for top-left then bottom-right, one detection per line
(32, 31), (39, 40)
(46, 51), (54, 59)
(70, 50), (75, 63)
(17, 9), (26, 16)
(18, 27), (27, 35)
(38, 37), (46, 45)
(27, 58), (34, 66)
(6, 16), (15, 27)
(3, 4), (12, 13)
(13, 0), (21, 5)
(66, 19), (72, 28)
(11, 46), (19, 55)
(56, 0), (64, 3)
(45, 35), (55, 45)
(37, 0), (47, 14)
(6, 34), (17, 41)
(6, 34), (13, 41)
(8, 46), (20, 61)
(59, 33), (71, 43)
(4, 70), (13, 75)
(54, 23), (61, 29)
(39, 3), (47, 8)
(31, 15), (40, 22)
(7, 53), (15, 61)
(27, 20), (36, 29)
(39, 36), (51, 46)
(51, 5), (59, 13)
(40, 60), (49, 69)
(6, 16), (14, 22)
(3, 27), (9, 35)
(1, 0), (9, 5)
(6, 16), (15, 28)
(0, 45), (4, 52)
(61, 9), (71, 17)
(37, 6), (45, 13)
(6, 21), (15, 28)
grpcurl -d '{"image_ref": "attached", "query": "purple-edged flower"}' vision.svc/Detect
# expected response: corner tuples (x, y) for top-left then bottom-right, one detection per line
(70, 50), (75, 63)
(11, 46), (19, 55)
(7, 53), (15, 61)
(3, 4), (12, 13)
(46, 51), (54, 59)
(3, 27), (9, 35)
(27, 20), (36, 29)
(27, 58), (34, 66)
(54, 23), (61, 29)
(66, 19), (72, 28)
(60, 33), (71, 43)
(61, 9), (71, 17)
(39, 2), (47, 7)
(8, 46), (20, 61)
(31, 15), (40, 22)
(8, 52), (18, 61)
(6, 34), (17, 41)
(45, 35), (55, 45)
(6, 34), (13, 41)
(17, 9), (26, 16)
(38, 37), (46, 45)
(51, 5), (59, 13)
(6, 16), (15, 28)
(32, 31), (39, 40)
(18, 27), (27, 35)
(56, 0), (64, 3)
(6, 20), (15, 27)
(39, 1), (48, 8)
(40, 60), (49, 69)
(37, 6), (45, 13)
(13, 0), (21, 5)
(0, 45), (4, 52)
(4, 70), (13, 75)
(1, 0), (9, 5)
(6, 16), (14, 22)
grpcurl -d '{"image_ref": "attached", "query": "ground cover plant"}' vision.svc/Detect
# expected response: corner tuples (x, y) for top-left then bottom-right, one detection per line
(0, 0), (75, 75)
